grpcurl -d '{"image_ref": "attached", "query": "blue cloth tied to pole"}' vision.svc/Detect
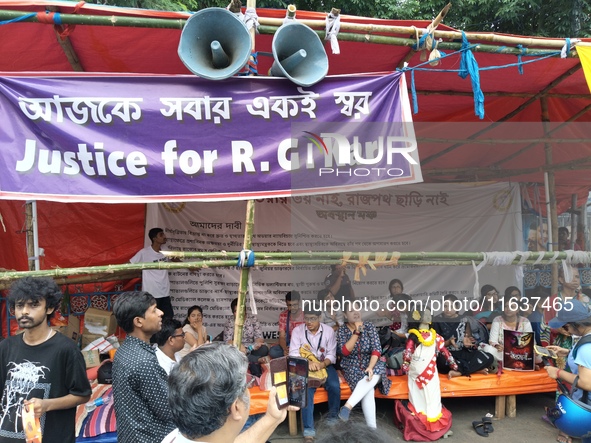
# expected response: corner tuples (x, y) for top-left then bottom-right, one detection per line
(458, 31), (485, 119)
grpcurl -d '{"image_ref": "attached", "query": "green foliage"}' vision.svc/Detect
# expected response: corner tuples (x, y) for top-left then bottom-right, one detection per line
(90, 0), (591, 37)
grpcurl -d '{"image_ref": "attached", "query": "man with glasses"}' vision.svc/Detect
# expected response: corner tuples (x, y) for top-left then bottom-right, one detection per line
(289, 307), (340, 442)
(163, 343), (296, 443)
(152, 318), (185, 375)
(270, 291), (305, 359)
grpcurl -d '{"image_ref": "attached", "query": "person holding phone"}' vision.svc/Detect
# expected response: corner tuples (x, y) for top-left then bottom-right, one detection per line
(337, 304), (391, 430)
(164, 343), (298, 443)
(544, 299), (591, 443)
(289, 307), (340, 443)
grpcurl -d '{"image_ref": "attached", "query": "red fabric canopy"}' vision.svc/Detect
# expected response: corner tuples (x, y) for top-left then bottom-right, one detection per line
(0, 0), (589, 213)
(0, 1), (590, 272)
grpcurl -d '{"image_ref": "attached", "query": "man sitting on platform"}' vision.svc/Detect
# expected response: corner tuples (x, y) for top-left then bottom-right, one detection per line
(269, 291), (305, 359)
(289, 306), (340, 442)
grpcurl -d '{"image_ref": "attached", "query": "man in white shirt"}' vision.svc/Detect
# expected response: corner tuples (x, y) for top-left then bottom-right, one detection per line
(130, 227), (174, 318)
(152, 318), (184, 375)
(289, 307), (341, 441)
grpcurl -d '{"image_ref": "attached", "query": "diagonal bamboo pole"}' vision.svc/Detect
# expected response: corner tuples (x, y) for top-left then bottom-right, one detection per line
(421, 64), (583, 166)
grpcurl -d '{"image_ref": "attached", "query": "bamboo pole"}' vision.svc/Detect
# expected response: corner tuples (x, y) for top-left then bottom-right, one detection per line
(24, 203), (35, 272)
(421, 64), (583, 166)
(421, 155), (591, 179)
(48, 6), (84, 72)
(417, 90), (591, 99)
(233, 200), (255, 348)
(542, 96), (560, 295)
(256, 17), (575, 50)
(160, 250), (591, 262)
(257, 25), (575, 57)
(0, 9), (580, 55)
(0, 270), (141, 291)
(233, 0), (258, 349)
(419, 137), (591, 145)
(0, 251), (588, 285)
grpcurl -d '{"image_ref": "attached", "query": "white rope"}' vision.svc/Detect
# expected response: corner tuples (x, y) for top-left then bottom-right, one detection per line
(564, 250), (591, 265)
(515, 251), (531, 265)
(325, 12), (341, 54)
(513, 251), (532, 282)
(546, 251), (560, 264)
(561, 258), (572, 283)
(248, 273), (257, 315)
(561, 39), (579, 58)
(472, 254), (487, 299)
(283, 10), (296, 24)
(533, 252), (545, 265)
(0, 211), (5, 232)
(485, 251), (517, 266)
(242, 7), (259, 32)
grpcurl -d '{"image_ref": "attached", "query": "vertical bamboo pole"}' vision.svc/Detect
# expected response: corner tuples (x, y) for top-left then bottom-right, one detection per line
(570, 194), (577, 250)
(25, 203), (36, 272)
(579, 202), (588, 250)
(541, 97), (559, 295)
(233, 0), (257, 347)
(233, 201), (255, 348)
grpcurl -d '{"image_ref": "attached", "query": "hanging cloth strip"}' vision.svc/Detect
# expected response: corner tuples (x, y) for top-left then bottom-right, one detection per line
(325, 11), (341, 55)
(339, 252), (401, 281)
(242, 7), (260, 32)
(458, 31), (485, 119)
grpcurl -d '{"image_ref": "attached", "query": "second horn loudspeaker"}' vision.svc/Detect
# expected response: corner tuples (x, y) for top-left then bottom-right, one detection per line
(178, 8), (251, 80)
(269, 22), (329, 87)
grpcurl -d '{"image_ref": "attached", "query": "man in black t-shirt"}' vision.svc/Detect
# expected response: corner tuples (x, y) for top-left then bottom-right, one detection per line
(0, 277), (91, 443)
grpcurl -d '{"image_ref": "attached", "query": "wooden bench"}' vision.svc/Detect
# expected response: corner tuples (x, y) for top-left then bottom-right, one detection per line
(247, 370), (557, 436)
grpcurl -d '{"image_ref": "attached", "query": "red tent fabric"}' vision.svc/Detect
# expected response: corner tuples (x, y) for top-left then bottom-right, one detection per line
(0, 1), (590, 272)
(0, 1), (589, 211)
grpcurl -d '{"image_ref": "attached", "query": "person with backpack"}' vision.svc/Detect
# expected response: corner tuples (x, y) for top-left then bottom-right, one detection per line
(432, 294), (494, 378)
(545, 299), (591, 443)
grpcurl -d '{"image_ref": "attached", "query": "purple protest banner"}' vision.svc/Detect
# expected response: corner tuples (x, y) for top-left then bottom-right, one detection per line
(0, 73), (421, 202)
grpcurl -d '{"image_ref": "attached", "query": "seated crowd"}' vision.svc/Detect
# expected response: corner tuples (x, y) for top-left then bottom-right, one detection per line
(2, 269), (590, 443)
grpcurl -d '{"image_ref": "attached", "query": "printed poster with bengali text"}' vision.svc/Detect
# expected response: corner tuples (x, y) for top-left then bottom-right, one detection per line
(145, 182), (523, 339)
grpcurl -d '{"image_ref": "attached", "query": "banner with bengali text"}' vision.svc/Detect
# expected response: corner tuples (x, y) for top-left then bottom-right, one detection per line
(145, 182), (522, 339)
(0, 73), (420, 202)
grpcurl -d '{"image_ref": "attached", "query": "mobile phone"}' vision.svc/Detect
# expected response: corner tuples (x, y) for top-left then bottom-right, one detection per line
(270, 357), (289, 409)
(270, 356), (309, 409)
(534, 345), (557, 359)
(287, 357), (309, 409)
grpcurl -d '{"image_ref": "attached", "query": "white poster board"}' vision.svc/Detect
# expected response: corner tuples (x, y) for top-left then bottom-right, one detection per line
(144, 182), (522, 339)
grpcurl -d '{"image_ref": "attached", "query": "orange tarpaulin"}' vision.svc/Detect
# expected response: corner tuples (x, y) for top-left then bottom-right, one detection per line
(248, 370), (557, 415)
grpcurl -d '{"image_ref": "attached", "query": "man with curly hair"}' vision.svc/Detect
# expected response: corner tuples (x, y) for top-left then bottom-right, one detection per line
(0, 277), (91, 443)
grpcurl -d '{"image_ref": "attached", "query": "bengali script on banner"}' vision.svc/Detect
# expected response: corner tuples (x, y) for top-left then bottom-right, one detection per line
(0, 73), (421, 202)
